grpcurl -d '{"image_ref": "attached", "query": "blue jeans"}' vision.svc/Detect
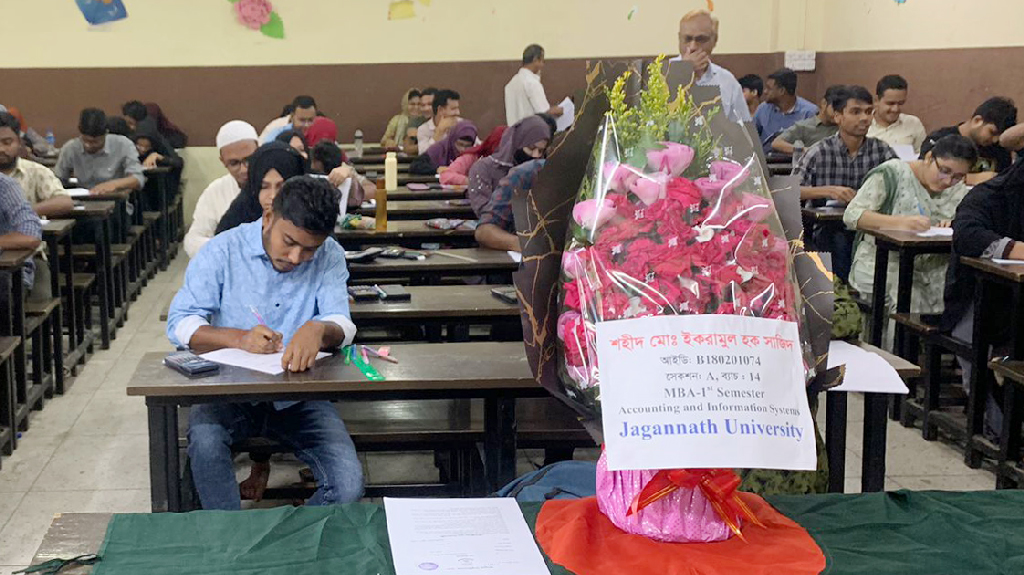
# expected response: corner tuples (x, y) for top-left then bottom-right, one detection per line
(187, 401), (364, 510)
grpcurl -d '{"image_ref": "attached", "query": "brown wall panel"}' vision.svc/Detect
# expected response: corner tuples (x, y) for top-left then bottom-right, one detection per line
(2, 47), (1019, 147)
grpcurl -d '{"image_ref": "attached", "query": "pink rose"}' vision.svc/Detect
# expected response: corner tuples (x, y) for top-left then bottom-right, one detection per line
(629, 173), (667, 206)
(235, 0), (273, 30)
(562, 249), (586, 279)
(563, 281), (583, 311)
(573, 198), (617, 231)
(646, 142), (695, 177)
(603, 162), (641, 194)
(709, 160), (750, 188)
(557, 311), (581, 341)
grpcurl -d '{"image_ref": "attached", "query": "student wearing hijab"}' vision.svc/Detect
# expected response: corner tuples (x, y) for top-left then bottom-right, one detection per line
(381, 89), (421, 149)
(216, 142), (306, 235)
(440, 126), (507, 187)
(409, 120), (478, 175)
(467, 115), (553, 216)
(275, 129), (308, 159)
(305, 117), (338, 148)
(134, 123), (182, 170)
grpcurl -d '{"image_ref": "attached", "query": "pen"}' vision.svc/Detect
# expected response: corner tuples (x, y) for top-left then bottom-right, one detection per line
(373, 284), (387, 299)
(249, 305), (266, 326)
(361, 345), (369, 364)
(364, 345), (399, 364)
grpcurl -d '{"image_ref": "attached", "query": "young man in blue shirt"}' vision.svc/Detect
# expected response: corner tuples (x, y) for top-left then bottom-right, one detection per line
(754, 68), (818, 154)
(167, 176), (362, 510)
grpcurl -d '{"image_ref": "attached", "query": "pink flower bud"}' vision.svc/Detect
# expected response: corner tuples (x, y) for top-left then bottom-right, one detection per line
(646, 142), (695, 177)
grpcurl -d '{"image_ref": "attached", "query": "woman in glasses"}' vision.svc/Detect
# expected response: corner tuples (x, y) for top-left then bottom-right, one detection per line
(844, 134), (978, 318)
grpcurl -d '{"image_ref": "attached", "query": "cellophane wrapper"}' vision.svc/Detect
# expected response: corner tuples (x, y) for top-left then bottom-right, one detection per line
(557, 85), (814, 543)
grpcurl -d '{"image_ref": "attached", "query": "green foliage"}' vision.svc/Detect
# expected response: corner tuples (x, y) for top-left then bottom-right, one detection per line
(261, 11), (285, 39)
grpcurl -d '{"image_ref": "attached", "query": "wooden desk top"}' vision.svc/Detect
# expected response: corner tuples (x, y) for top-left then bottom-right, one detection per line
(355, 199), (475, 219)
(961, 256), (1024, 283)
(802, 207), (846, 222)
(351, 285), (518, 319)
(388, 186), (466, 201)
(397, 174), (438, 185)
(41, 219), (76, 237)
(336, 220), (475, 240)
(51, 201), (116, 219)
(126, 342), (535, 398)
(348, 248), (518, 277)
(864, 228), (952, 250)
(76, 190), (131, 202)
(854, 340), (921, 379)
(0, 248), (35, 270)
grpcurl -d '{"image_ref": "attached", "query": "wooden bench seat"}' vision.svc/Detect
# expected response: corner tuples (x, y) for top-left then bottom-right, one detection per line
(0, 336), (20, 363)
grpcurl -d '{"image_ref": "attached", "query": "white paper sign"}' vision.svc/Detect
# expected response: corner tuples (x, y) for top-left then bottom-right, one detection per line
(597, 314), (816, 472)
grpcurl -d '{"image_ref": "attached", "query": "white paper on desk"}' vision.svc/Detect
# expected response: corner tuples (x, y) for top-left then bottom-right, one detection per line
(555, 97), (575, 132)
(66, 188), (90, 197)
(385, 498), (549, 575)
(892, 144), (918, 162)
(827, 341), (908, 394)
(992, 258), (1024, 265)
(506, 251), (522, 263)
(916, 227), (953, 237)
(199, 348), (330, 375)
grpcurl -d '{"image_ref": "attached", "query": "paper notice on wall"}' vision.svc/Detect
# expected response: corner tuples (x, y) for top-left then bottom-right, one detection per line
(597, 314), (816, 472)
(388, 0), (416, 20)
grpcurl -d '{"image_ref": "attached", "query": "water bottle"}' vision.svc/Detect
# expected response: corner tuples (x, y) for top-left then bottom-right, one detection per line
(792, 140), (805, 165)
(384, 152), (398, 192)
(354, 129), (364, 159)
(45, 129), (55, 147)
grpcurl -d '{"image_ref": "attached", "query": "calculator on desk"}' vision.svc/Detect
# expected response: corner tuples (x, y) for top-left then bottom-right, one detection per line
(164, 351), (220, 378)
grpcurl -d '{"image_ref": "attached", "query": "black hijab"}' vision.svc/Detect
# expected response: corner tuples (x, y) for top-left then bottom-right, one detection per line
(215, 142), (306, 234)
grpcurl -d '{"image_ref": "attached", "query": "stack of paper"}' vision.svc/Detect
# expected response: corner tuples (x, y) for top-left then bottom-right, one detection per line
(916, 227), (953, 238)
(199, 348), (330, 375)
(826, 341), (908, 394)
(66, 188), (91, 197)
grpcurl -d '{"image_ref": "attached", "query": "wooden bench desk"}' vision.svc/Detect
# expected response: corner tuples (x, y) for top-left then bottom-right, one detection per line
(41, 219), (75, 392)
(335, 220), (477, 249)
(355, 199), (475, 220)
(129, 342), (545, 512)
(348, 248), (518, 283)
(387, 186), (466, 202)
(0, 249), (36, 441)
(801, 206), (845, 223)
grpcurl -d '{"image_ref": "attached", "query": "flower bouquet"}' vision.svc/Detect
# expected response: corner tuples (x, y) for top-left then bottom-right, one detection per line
(556, 58), (814, 543)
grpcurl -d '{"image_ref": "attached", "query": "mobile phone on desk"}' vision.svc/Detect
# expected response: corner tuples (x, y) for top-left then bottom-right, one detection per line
(348, 285), (381, 302)
(379, 284), (411, 302)
(163, 351), (220, 378)
(491, 286), (519, 305)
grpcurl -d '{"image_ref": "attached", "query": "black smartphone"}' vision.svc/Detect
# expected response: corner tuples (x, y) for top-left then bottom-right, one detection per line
(379, 284), (412, 302)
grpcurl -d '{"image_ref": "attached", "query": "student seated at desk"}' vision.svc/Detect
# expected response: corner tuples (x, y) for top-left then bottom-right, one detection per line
(771, 84), (844, 155)
(134, 126), (183, 171)
(167, 177), (362, 510)
(275, 129), (308, 160)
(380, 88), (422, 150)
(0, 112), (73, 218)
(868, 74), (927, 155)
(53, 108), (146, 195)
(845, 135), (976, 316)
(417, 89), (462, 154)
(738, 74), (763, 120)
(184, 121), (259, 258)
(439, 126), (506, 187)
(122, 100), (189, 149)
(0, 174), (43, 304)
(753, 67), (817, 154)
(261, 95), (318, 145)
(922, 97), (1023, 185)
(216, 142), (306, 235)
(943, 157), (1024, 439)
(794, 85), (897, 282)
(409, 120), (478, 176)
(311, 140), (366, 208)
(468, 115), (553, 217)
(475, 159), (544, 251)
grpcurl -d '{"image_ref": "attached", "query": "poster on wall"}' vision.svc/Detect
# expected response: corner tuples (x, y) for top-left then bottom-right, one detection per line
(75, 0), (128, 25)
(230, 0), (285, 39)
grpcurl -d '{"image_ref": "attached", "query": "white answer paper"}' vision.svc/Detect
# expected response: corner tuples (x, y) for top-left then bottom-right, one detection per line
(555, 97), (575, 132)
(826, 340), (908, 394)
(199, 348), (330, 375)
(66, 188), (91, 197)
(385, 498), (549, 575)
(891, 144), (918, 162)
(506, 251), (522, 263)
(598, 314), (816, 472)
(916, 227), (953, 238)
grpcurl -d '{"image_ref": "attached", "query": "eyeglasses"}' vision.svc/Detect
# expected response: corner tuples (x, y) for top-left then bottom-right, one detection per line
(932, 158), (967, 183)
(226, 158), (250, 170)
(679, 34), (713, 45)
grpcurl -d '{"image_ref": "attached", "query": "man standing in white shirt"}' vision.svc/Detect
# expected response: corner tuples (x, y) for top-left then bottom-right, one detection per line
(184, 121), (258, 257)
(669, 9), (751, 124)
(504, 44), (564, 126)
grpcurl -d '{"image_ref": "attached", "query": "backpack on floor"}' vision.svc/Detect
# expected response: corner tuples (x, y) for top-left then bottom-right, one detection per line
(494, 461), (597, 502)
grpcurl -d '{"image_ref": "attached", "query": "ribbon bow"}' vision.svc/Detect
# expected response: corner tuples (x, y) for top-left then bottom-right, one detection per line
(627, 468), (764, 540)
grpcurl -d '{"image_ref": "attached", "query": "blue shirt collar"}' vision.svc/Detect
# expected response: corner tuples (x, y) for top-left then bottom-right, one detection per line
(241, 219), (269, 259)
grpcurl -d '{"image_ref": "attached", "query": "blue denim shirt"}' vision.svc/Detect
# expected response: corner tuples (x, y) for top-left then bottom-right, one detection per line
(167, 219), (356, 350)
(754, 97), (818, 153)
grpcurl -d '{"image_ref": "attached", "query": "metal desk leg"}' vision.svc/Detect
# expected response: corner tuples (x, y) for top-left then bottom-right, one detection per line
(484, 396), (518, 492)
(92, 220), (111, 349)
(44, 237), (64, 394)
(147, 401), (181, 512)
(862, 392), (889, 492)
(825, 391), (847, 493)
(11, 268), (26, 412)
(870, 245), (890, 347)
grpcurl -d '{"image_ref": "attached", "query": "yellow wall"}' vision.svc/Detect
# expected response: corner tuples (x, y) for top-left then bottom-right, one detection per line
(2, 1), (775, 69)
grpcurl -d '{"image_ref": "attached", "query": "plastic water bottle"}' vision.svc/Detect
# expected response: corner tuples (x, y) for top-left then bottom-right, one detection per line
(384, 152), (398, 192)
(354, 129), (364, 159)
(45, 129), (55, 147)
(792, 140), (805, 165)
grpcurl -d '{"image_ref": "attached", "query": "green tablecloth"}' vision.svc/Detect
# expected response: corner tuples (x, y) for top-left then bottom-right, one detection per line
(93, 491), (1024, 575)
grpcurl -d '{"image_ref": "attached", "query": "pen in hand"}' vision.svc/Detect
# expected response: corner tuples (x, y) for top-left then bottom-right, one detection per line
(248, 306), (283, 353)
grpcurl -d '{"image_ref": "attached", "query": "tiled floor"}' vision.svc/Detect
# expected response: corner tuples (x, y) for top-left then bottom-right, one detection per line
(0, 256), (998, 573)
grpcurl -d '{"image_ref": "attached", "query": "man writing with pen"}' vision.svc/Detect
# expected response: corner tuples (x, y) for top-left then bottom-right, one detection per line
(166, 175), (364, 510)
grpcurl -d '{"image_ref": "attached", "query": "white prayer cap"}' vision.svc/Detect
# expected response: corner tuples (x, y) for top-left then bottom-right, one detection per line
(215, 120), (258, 149)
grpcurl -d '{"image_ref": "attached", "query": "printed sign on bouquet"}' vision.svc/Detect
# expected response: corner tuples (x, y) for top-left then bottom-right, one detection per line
(598, 314), (816, 472)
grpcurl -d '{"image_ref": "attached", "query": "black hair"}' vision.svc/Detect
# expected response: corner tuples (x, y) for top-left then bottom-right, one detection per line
(121, 100), (148, 121)
(875, 74), (908, 98)
(523, 44), (545, 65)
(536, 113), (558, 136)
(929, 134), (979, 165)
(738, 74), (763, 97)
(311, 140), (344, 174)
(291, 95), (317, 111)
(78, 108), (107, 137)
(974, 97), (1018, 132)
(106, 115), (132, 137)
(271, 175), (341, 236)
(823, 84), (847, 108)
(0, 111), (21, 133)
(279, 104), (295, 118)
(767, 68), (798, 96)
(420, 87), (439, 99)
(275, 129), (305, 148)
(432, 89), (461, 117)
(832, 85), (873, 113)
(407, 89), (422, 100)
